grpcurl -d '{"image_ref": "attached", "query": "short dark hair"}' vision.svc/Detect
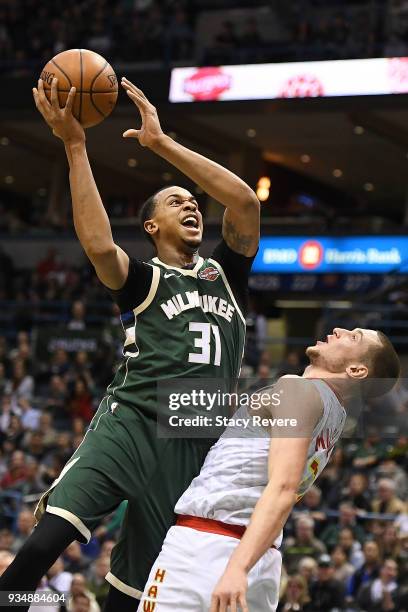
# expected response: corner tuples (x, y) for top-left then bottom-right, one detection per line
(361, 331), (400, 398)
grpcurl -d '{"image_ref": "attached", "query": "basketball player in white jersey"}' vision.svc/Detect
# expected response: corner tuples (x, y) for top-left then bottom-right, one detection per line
(138, 327), (400, 612)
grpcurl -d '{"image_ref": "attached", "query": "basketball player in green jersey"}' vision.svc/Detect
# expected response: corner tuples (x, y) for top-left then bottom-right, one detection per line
(0, 79), (259, 611)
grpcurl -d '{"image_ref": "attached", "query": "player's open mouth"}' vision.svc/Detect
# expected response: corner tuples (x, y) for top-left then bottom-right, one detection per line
(181, 215), (200, 231)
(317, 336), (329, 345)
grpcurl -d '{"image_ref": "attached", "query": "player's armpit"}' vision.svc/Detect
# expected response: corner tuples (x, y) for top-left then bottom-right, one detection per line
(222, 204), (259, 257)
(90, 243), (129, 290)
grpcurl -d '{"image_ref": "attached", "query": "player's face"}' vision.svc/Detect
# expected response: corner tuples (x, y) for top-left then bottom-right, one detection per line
(149, 186), (203, 251)
(305, 327), (382, 377)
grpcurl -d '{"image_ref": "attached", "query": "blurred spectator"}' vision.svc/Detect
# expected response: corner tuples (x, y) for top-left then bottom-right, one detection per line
(347, 540), (381, 598)
(331, 544), (355, 586)
(376, 459), (408, 500)
(357, 558), (400, 611)
(0, 530), (14, 551)
(67, 573), (100, 612)
(277, 573), (312, 611)
(378, 523), (402, 560)
(0, 394), (13, 433)
(19, 398), (41, 431)
(10, 508), (35, 553)
(283, 516), (326, 573)
(23, 430), (47, 461)
(64, 542), (92, 574)
(352, 430), (389, 469)
(66, 574), (100, 612)
(47, 351), (70, 379)
(68, 300), (86, 331)
(0, 550), (14, 576)
(337, 527), (365, 569)
(6, 360), (34, 407)
(309, 553), (345, 611)
(47, 556), (73, 592)
(68, 376), (94, 423)
(372, 478), (406, 514)
(0, 450), (27, 489)
(38, 412), (57, 449)
(320, 503), (366, 548)
(338, 472), (371, 512)
(298, 556), (318, 587)
(18, 457), (46, 496)
(296, 486), (326, 534)
(86, 555), (110, 608)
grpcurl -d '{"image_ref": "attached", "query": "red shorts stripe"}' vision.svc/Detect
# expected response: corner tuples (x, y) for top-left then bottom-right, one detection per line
(176, 514), (246, 539)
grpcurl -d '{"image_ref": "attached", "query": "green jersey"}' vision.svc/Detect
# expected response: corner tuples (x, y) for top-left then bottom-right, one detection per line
(107, 242), (249, 418)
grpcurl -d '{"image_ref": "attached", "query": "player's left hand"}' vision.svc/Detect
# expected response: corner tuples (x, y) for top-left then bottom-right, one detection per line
(121, 77), (164, 148)
(210, 565), (249, 612)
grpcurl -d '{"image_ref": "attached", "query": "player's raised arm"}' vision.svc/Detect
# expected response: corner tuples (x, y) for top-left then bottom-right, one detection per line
(32, 78), (129, 290)
(121, 78), (260, 256)
(210, 378), (323, 612)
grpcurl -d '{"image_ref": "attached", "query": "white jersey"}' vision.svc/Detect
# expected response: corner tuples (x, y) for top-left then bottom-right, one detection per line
(175, 378), (346, 549)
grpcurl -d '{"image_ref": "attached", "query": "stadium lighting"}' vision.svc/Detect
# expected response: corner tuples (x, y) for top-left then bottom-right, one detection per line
(257, 176), (271, 201)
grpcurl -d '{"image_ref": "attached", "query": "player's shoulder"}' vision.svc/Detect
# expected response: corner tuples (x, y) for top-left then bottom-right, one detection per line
(276, 375), (324, 407)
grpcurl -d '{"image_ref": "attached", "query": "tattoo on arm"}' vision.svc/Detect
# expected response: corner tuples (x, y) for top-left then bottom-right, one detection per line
(223, 219), (257, 256)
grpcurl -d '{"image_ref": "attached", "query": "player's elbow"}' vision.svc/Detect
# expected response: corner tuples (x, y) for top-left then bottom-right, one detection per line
(272, 479), (299, 506)
(85, 241), (117, 264)
(238, 188), (260, 213)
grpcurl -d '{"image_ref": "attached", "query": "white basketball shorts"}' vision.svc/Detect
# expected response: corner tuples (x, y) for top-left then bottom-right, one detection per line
(137, 522), (282, 611)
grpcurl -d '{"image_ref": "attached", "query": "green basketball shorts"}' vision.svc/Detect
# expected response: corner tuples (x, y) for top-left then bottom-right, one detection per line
(34, 396), (212, 598)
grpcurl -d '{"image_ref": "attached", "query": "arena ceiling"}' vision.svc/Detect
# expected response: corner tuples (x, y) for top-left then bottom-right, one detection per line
(2, 86), (408, 213)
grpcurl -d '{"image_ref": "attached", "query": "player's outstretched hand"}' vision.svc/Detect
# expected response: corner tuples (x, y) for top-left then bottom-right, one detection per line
(210, 565), (249, 612)
(33, 78), (85, 144)
(121, 77), (164, 148)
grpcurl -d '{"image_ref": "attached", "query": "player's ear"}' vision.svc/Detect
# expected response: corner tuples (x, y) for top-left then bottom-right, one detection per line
(346, 363), (368, 380)
(144, 219), (158, 238)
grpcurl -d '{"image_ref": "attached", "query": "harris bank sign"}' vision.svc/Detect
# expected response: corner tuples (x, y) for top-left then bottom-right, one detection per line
(253, 237), (408, 274)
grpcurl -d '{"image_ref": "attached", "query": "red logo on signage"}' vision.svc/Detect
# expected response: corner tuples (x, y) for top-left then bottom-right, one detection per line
(279, 74), (324, 98)
(198, 266), (219, 281)
(387, 57), (408, 92)
(184, 68), (232, 101)
(299, 241), (324, 270)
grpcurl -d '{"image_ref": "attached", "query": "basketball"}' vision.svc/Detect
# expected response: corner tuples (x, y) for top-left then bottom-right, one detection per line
(40, 49), (118, 128)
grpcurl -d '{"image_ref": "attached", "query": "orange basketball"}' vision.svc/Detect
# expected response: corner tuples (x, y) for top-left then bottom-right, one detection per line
(40, 49), (118, 128)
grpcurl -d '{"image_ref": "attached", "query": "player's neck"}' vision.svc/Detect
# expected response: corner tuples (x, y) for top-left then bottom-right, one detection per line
(155, 244), (199, 268)
(303, 365), (349, 404)
(303, 364), (345, 380)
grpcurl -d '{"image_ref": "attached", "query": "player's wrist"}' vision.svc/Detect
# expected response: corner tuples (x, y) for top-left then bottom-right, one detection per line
(148, 133), (171, 153)
(64, 137), (86, 149)
(226, 556), (250, 575)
